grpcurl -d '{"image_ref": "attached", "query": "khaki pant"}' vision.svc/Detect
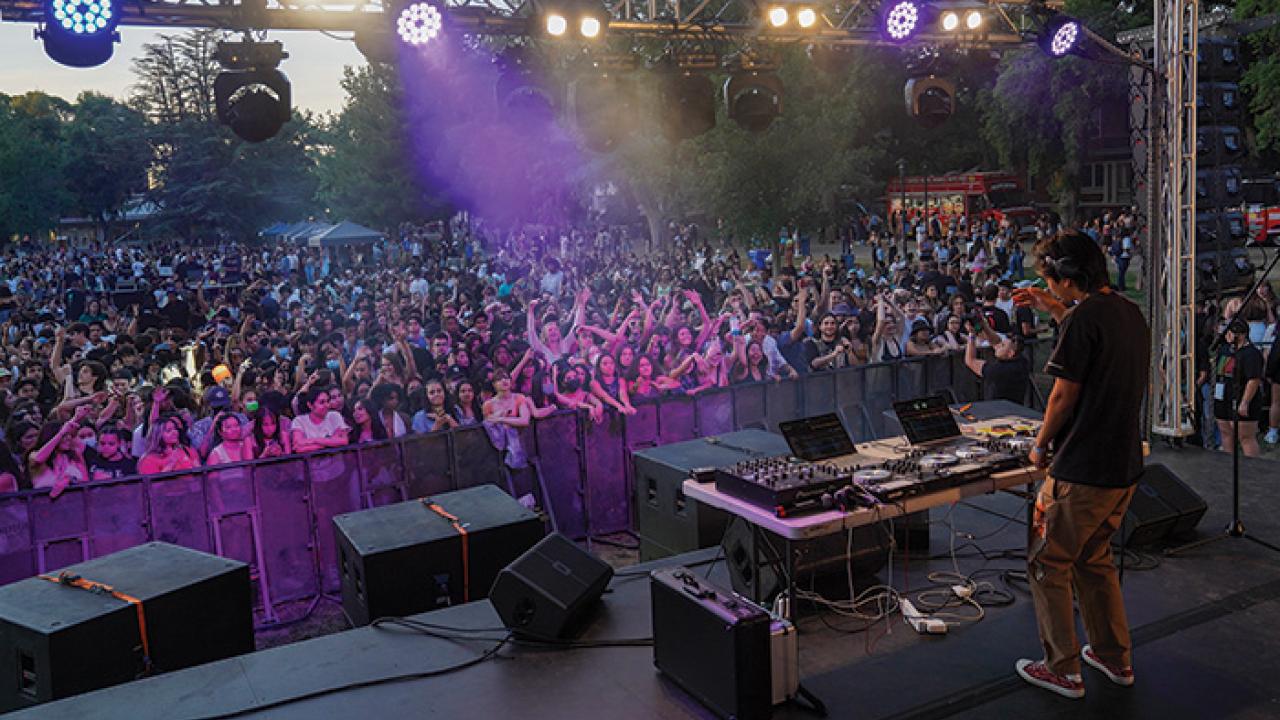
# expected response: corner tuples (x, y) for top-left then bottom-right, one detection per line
(1028, 476), (1137, 676)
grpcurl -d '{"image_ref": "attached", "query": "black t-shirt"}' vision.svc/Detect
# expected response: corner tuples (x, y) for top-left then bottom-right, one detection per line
(1044, 290), (1150, 488)
(1014, 306), (1036, 341)
(86, 449), (138, 481)
(982, 355), (1030, 404)
(65, 288), (88, 322)
(1213, 343), (1265, 421)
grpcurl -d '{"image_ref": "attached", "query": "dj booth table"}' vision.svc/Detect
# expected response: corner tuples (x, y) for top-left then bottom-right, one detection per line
(684, 466), (1044, 618)
(683, 400), (1045, 619)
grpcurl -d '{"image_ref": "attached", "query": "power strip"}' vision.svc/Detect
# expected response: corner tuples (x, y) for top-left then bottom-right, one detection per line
(900, 598), (948, 635)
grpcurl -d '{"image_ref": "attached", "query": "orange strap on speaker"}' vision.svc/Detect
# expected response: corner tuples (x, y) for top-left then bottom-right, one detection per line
(39, 571), (153, 673)
(423, 500), (470, 603)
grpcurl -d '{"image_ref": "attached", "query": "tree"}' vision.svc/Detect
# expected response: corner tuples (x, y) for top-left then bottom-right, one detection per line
(0, 92), (71, 240)
(314, 64), (445, 229)
(131, 30), (321, 240)
(1238, 0), (1280, 155)
(62, 92), (151, 242)
(978, 0), (1149, 218)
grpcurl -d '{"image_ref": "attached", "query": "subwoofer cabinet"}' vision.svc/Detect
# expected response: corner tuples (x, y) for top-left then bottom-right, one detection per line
(632, 430), (792, 561)
(0, 542), (253, 712)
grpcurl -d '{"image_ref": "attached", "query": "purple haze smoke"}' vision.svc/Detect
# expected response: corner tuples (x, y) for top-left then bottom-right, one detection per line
(397, 37), (587, 227)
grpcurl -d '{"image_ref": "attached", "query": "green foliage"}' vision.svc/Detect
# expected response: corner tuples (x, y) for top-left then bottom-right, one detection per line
(1238, 0), (1280, 153)
(63, 92), (151, 236)
(313, 64), (445, 230)
(600, 45), (1001, 241)
(131, 30), (321, 240)
(0, 93), (72, 239)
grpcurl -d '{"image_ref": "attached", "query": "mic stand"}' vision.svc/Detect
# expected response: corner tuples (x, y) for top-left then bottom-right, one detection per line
(1167, 247), (1280, 557)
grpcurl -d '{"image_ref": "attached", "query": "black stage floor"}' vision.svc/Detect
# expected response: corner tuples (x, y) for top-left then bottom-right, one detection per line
(13, 446), (1280, 720)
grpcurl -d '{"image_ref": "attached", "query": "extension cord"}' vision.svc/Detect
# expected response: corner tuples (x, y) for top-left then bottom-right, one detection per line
(900, 598), (948, 635)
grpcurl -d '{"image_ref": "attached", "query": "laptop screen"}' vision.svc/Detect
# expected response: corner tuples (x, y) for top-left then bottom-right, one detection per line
(779, 414), (856, 461)
(893, 395), (961, 445)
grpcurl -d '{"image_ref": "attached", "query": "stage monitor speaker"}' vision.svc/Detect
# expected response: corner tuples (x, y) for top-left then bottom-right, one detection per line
(489, 532), (613, 639)
(334, 485), (544, 626)
(1119, 464), (1207, 547)
(720, 519), (891, 604)
(0, 542), (252, 712)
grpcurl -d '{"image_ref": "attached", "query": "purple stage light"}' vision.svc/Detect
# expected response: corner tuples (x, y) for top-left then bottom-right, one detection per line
(397, 1), (443, 46)
(1050, 21), (1079, 56)
(1039, 14), (1082, 58)
(881, 0), (921, 43)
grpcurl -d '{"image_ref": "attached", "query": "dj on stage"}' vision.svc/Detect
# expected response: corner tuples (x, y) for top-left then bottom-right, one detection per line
(1012, 230), (1150, 699)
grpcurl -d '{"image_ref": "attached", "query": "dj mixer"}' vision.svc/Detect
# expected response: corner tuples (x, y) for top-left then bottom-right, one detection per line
(708, 401), (1042, 517)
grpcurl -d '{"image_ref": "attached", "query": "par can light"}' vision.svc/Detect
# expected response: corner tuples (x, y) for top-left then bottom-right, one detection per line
(396, 1), (443, 46)
(796, 7), (818, 28)
(580, 16), (602, 38)
(546, 12), (568, 35)
(941, 10), (958, 31)
(1039, 14), (1083, 58)
(767, 6), (789, 28)
(965, 9), (982, 30)
(881, 0), (922, 43)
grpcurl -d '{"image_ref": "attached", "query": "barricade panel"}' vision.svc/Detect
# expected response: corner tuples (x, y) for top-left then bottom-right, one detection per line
(147, 472), (212, 552)
(583, 414), (629, 535)
(0, 496), (32, 584)
(86, 481), (148, 559)
(255, 458), (321, 603)
(696, 389), (734, 437)
(533, 412), (586, 539)
(452, 426), (503, 490)
(401, 432), (453, 498)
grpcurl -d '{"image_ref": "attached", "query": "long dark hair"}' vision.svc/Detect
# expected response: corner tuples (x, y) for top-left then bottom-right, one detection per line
(251, 407), (284, 455)
(347, 396), (388, 442)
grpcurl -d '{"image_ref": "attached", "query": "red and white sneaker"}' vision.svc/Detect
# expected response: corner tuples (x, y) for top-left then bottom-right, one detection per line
(1015, 659), (1085, 699)
(1082, 644), (1135, 687)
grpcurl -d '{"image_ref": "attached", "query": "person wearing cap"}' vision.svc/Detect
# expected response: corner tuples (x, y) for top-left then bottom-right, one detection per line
(1213, 317), (1265, 457)
(189, 385), (236, 459)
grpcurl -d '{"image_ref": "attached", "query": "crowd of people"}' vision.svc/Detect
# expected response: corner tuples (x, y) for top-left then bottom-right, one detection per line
(0, 206), (1272, 497)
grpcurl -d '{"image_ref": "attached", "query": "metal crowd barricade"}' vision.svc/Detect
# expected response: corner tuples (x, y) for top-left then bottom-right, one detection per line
(0, 355), (984, 617)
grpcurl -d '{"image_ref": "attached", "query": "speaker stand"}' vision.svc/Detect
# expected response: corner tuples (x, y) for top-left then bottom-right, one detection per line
(1166, 381), (1280, 558)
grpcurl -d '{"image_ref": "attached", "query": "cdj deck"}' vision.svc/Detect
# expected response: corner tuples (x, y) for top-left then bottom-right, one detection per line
(711, 405), (1041, 518)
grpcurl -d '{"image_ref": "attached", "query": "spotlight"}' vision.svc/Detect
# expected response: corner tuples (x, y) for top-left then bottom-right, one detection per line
(965, 9), (982, 30)
(941, 11), (959, 31)
(796, 7), (818, 28)
(658, 71), (716, 141)
(881, 0), (924, 44)
(571, 73), (636, 153)
(546, 12), (568, 36)
(494, 52), (556, 126)
(39, 0), (120, 67)
(767, 6), (789, 27)
(540, 0), (608, 39)
(904, 75), (954, 129)
(1039, 14), (1082, 58)
(396, 1), (443, 46)
(725, 71), (783, 133)
(214, 41), (292, 143)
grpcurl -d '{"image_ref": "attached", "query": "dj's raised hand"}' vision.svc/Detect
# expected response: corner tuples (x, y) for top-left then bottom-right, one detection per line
(1013, 287), (1065, 318)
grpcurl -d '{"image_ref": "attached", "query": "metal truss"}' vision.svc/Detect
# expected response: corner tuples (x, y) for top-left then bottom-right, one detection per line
(1146, 0), (1197, 438)
(0, 0), (1048, 45)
